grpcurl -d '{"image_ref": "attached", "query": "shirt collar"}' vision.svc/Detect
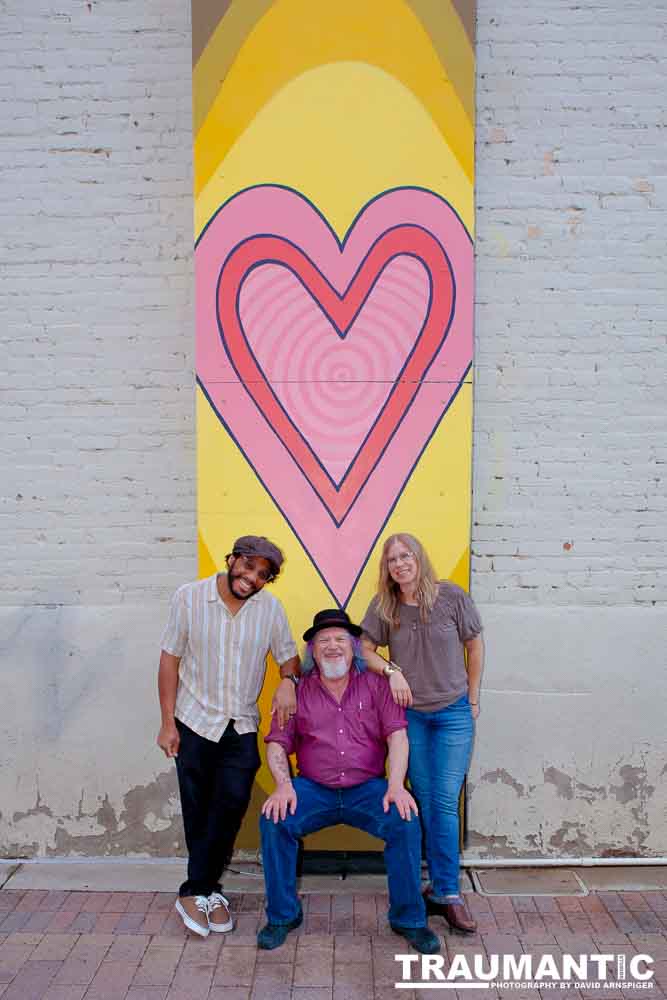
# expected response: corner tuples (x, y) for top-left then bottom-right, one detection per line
(207, 573), (265, 607)
(207, 574), (223, 603)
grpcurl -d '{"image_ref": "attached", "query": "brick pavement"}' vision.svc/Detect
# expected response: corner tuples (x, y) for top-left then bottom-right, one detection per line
(1, 887), (666, 999)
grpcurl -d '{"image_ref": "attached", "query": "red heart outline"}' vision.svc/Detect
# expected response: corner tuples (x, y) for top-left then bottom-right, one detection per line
(217, 225), (455, 523)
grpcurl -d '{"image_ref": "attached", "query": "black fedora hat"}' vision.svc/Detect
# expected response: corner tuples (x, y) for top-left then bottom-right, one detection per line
(303, 609), (363, 642)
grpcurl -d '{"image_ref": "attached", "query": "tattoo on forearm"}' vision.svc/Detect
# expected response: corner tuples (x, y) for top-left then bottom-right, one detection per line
(267, 743), (292, 785)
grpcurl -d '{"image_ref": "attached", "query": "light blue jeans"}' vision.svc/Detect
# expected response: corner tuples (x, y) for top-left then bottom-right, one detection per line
(406, 694), (474, 901)
(260, 776), (426, 927)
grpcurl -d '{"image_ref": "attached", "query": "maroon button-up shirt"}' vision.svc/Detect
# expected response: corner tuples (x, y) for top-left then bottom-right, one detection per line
(265, 667), (407, 788)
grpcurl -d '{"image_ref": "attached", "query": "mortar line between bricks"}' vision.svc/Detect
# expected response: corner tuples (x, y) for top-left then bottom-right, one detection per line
(2, 887), (667, 998)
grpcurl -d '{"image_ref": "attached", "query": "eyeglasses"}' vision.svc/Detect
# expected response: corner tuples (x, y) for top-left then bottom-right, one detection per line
(234, 555), (274, 582)
(387, 552), (416, 567)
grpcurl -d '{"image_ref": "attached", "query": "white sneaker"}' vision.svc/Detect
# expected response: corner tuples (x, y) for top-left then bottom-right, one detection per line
(175, 895), (210, 937)
(207, 891), (234, 933)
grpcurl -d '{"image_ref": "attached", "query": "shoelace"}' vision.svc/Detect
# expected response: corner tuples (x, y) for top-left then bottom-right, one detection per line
(207, 892), (229, 913)
(193, 895), (209, 914)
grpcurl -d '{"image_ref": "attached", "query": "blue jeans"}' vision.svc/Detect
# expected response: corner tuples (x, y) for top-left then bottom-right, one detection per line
(260, 776), (426, 927)
(406, 694), (474, 900)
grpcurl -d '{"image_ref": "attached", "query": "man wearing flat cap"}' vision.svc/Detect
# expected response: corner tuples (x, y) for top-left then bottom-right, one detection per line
(157, 535), (299, 937)
(257, 608), (440, 955)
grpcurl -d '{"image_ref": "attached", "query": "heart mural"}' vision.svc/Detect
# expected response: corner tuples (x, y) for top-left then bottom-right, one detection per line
(196, 185), (473, 606)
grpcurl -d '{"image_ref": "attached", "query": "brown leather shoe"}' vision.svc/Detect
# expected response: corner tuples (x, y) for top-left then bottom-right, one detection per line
(423, 891), (477, 934)
(442, 900), (477, 933)
(207, 892), (234, 933)
(175, 895), (210, 937)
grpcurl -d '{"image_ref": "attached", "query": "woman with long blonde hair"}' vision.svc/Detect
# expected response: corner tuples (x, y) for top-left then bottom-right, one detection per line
(361, 533), (484, 934)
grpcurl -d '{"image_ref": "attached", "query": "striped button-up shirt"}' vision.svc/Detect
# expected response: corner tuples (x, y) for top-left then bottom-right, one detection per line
(160, 574), (298, 741)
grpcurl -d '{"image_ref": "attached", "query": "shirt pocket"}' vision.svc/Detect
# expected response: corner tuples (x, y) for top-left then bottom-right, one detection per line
(429, 618), (459, 642)
(350, 701), (381, 746)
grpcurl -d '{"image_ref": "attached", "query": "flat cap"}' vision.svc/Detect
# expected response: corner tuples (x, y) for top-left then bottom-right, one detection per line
(232, 535), (284, 574)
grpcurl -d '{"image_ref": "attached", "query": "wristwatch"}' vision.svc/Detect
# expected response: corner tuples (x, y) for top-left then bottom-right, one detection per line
(284, 674), (299, 687)
(383, 661), (403, 677)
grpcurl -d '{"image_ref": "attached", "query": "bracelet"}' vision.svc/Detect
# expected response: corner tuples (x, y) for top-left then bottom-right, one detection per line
(383, 661), (403, 676)
(470, 701), (479, 705)
(283, 674), (299, 687)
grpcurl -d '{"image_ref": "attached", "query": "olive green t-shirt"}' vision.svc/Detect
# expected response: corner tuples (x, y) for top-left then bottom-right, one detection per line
(360, 581), (483, 712)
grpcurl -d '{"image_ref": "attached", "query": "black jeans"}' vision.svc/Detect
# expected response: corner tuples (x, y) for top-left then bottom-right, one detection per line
(175, 718), (261, 897)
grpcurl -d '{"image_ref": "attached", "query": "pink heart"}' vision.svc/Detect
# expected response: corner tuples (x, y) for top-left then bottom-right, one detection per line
(196, 186), (473, 605)
(239, 252), (432, 489)
(218, 225), (455, 523)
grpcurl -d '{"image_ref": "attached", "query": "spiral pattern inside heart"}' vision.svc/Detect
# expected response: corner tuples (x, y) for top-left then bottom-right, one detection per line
(238, 256), (430, 483)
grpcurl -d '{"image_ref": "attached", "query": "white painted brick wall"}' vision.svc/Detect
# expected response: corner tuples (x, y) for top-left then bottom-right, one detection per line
(2, 1), (664, 611)
(473, 1), (666, 607)
(1, 0), (197, 608)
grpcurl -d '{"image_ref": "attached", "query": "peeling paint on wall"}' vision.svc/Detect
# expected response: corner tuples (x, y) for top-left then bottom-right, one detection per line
(13, 791), (53, 824)
(2, 772), (184, 859)
(576, 782), (606, 805)
(543, 766), (574, 800)
(479, 769), (525, 797)
(468, 750), (667, 860)
(549, 821), (593, 853)
(47, 772), (184, 857)
(610, 764), (655, 807)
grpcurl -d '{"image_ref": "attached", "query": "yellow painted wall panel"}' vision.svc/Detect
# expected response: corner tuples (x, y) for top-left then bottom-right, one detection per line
(191, 0), (476, 849)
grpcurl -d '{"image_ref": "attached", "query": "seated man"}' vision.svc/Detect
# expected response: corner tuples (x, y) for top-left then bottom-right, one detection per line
(257, 608), (440, 954)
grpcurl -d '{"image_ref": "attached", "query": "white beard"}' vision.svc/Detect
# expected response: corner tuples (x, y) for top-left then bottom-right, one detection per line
(318, 656), (349, 680)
